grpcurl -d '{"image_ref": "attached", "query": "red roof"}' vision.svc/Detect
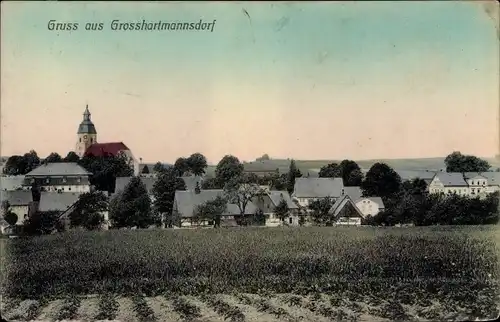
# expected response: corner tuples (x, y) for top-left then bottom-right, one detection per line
(84, 142), (130, 157)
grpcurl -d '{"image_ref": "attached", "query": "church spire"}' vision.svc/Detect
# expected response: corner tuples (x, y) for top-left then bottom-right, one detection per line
(83, 105), (91, 121)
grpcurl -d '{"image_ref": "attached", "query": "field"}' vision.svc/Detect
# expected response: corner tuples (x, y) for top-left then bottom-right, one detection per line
(1, 226), (500, 321)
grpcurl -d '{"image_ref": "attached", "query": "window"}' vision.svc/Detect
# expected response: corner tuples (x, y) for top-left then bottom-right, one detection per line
(68, 187), (71, 191)
(79, 138), (82, 143)
(289, 217), (293, 224)
(90, 138), (93, 143)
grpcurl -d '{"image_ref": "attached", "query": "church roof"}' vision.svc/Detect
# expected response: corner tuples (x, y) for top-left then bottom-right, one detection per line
(85, 142), (130, 157)
(77, 105), (97, 134)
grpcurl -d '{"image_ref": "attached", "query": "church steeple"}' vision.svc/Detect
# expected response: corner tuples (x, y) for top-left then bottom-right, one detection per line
(83, 105), (91, 121)
(75, 104), (98, 157)
(77, 105), (97, 134)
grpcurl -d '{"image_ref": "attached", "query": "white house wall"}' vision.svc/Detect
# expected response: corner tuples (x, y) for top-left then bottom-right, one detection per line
(41, 185), (91, 193)
(355, 199), (381, 217)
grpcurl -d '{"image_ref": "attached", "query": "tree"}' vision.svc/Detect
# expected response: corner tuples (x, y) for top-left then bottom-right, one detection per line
(23, 210), (61, 235)
(194, 182), (201, 194)
(2, 150), (40, 175)
(444, 151), (491, 173)
(193, 195), (228, 227)
(361, 163), (402, 199)
(152, 168), (187, 228)
(256, 154), (270, 161)
(318, 163), (341, 178)
(70, 191), (108, 230)
(201, 177), (223, 190)
(109, 177), (152, 228)
(308, 197), (335, 226)
(173, 157), (189, 176)
(45, 152), (63, 163)
(141, 165), (150, 174)
(78, 154), (133, 193)
(271, 173), (288, 191)
(274, 198), (289, 222)
(186, 153), (208, 176)
(223, 177), (264, 226)
(339, 160), (363, 186)
(215, 155), (244, 185)
(153, 162), (167, 174)
(64, 151), (80, 163)
(286, 159), (302, 194)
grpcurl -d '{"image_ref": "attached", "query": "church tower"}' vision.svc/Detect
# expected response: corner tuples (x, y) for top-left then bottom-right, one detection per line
(75, 105), (98, 157)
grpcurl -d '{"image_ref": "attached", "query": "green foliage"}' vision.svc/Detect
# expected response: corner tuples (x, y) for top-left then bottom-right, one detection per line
(70, 191), (108, 230)
(374, 190), (500, 226)
(186, 153), (208, 176)
(215, 155), (244, 185)
(44, 152), (63, 163)
(445, 151), (491, 173)
(23, 210), (61, 235)
(173, 157), (189, 176)
(339, 160), (363, 186)
(286, 159), (302, 194)
(64, 151), (80, 163)
(5, 227), (499, 311)
(193, 196), (228, 227)
(109, 177), (152, 228)
(256, 154), (271, 161)
(78, 154), (133, 193)
(308, 197), (336, 226)
(361, 163), (402, 199)
(152, 168), (186, 227)
(153, 162), (167, 174)
(318, 163), (341, 178)
(223, 177), (264, 221)
(274, 199), (289, 221)
(2, 150), (40, 175)
(201, 177), (223, 190)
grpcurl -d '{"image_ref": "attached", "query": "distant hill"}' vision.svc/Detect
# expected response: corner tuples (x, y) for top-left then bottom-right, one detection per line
(204, 157), (500, 177)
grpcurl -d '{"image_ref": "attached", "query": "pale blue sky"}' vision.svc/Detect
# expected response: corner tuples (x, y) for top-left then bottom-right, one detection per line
(1, 1), (499, 163)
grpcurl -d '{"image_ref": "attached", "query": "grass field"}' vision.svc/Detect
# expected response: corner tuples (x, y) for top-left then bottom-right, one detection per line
(1, 226), (500, 321)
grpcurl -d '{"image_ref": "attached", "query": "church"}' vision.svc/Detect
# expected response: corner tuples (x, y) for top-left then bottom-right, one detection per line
(75, 105), (140, 175)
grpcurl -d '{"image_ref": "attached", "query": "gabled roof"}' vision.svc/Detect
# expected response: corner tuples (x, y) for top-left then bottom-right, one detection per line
(0, 190), (32, 206)
(343, 186), (362, 201)
(293, 178), (344, 198)
(38, 192), (82, 212)
(174, 190), (257, 217)
(25, 163), (90, 177)
(395, 170), (437, 181)
(463, 172), (488, 180)
(432, 173), (467, 187)
(480, 172), (500, 186)
(267, 191), (298, 209)
(85, 142), (130, 157)
(0, 176), (25, 191)
(115, 176), (156, 194)
(328, 195), (364, 218)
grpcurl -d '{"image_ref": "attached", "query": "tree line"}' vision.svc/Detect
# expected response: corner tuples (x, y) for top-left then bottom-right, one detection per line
(2, 149), (498, 234)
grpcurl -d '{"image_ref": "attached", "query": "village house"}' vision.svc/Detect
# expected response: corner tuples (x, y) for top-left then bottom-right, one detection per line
(429, 172), (500, 197)
(173, 189), (258, 228)
(342, 186), (385, 217)
(292, 178), (344, 207)
(252, 190), (300, 226)
(328, 195), (365, 226)
(0, 190), (33, 226)
(428, 172), (469, 196)
(22, 162), (92, 193)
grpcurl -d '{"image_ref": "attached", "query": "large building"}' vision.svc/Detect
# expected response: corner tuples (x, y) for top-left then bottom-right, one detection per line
(75, 105), (140, 175)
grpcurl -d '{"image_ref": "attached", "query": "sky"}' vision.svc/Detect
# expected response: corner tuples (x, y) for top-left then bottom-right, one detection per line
(1, 1), (499, 164)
